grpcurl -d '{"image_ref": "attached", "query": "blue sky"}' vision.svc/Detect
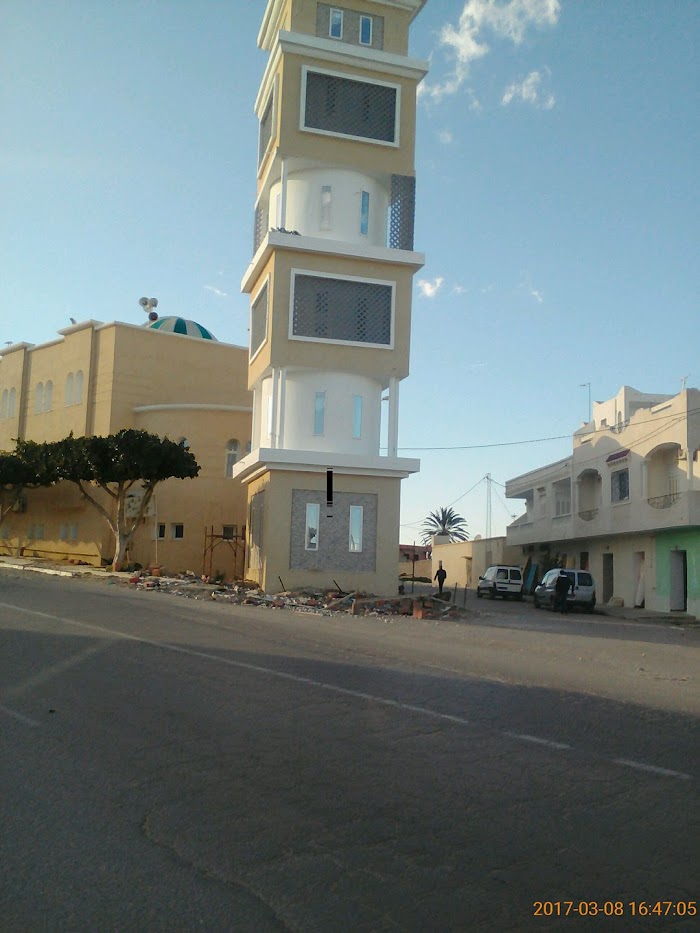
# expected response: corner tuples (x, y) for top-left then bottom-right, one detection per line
(3, 0), (698, 541)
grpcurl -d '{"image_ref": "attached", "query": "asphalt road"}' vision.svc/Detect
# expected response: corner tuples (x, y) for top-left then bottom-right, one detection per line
(1, 571), (699, 932)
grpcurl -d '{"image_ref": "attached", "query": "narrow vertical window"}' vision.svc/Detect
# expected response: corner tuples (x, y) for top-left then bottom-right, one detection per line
(305, 502), (320, 550)
(359, 15), (372, 46)
(349, 505), (363, 552)
(320, 185), (332, 230)
(352, 395), (363, 439)
(0, 390), (7, 419)
(8, 387), (16, 417)
(225, 439), (239, 476)
(329, 8), (343, 39)
(35, 383), (43, 413)
(75, 370), (84, 403)
(43, 380), (53, 412)
(313, 391), (326, 435)
(157, 523), (166, 540)
(65, 373), (74, 406)
(360, 190), (370, 236)
(274, 192), (282, 228)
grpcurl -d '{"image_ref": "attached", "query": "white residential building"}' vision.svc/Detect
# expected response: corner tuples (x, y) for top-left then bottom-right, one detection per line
(506, 386), (700, 615)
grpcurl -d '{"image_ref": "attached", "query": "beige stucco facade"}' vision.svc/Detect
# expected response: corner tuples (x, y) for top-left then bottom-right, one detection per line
(431, 537), (523, 592)
(234, 0), (427, 595)
(506, 386), (700, 615)
(0, 319), (252, 578)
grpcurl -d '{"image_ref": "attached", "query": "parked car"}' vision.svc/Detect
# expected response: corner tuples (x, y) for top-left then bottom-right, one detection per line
(476, 565), (524, 600)
(533, 568), (597, 612)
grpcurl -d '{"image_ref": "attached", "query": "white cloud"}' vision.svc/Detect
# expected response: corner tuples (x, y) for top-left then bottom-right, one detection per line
(417, 276), (445, 298)
(530, 287), (544, 303)
(452, 283), (467, 295)
(502, 69), (555, 108)
(204, 285), (228, 297)
(421, 0), (560, 103)
(439, 129), (453, 144)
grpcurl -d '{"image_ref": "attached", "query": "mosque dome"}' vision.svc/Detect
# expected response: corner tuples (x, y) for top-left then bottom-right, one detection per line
(144, 316), (218, 341)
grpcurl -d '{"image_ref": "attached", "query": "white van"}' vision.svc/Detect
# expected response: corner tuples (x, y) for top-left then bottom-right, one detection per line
(533, 569), (596, 612)
(476, 565), (524, 600)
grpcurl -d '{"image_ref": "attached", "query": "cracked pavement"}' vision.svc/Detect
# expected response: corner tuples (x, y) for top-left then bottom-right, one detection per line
(1, 572), (698, 931)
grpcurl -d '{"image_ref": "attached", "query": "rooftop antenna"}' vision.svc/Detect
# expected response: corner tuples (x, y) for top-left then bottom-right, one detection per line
(680, 374), (689, 391)
(579, 382), (591, 422)
(69, 317), (77, 325)
(139, 297), (159, 321)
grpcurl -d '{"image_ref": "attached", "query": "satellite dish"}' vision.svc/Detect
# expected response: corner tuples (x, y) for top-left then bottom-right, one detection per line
(69, 317), (77, 325)
(151, 298), (158, 308)
(139, 297), (148, 308)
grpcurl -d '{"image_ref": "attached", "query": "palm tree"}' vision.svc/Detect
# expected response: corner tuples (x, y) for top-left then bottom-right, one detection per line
(421, 506), (469, 544)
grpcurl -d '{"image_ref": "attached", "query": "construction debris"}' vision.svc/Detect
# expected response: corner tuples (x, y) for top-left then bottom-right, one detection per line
(124, 570), (463, 620)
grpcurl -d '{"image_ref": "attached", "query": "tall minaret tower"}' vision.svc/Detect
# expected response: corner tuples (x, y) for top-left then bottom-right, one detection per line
(234, 0), (428, 595)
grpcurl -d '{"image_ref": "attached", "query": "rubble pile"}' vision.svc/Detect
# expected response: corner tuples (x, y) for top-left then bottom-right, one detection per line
(126, 570), (462, 620)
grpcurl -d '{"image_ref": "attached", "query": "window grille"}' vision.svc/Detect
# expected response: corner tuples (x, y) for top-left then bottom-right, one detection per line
(250, 283), (268, 357)
(304, 71), (397, 143)
(292, 274), (392, 346)
(389, 174), (416, 250)
(611, 469), (629, 503)
(253, 205), (266, 254)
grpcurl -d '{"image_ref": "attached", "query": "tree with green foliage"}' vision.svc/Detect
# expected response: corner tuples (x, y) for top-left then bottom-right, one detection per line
(421, 506), (469, 545)
(0, 443), (57, 528)
(18, 430), (200, 571)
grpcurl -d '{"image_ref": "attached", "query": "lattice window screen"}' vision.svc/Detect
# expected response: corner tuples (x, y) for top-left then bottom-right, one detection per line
(250, 283), (268, 357)
(304, 71), (397, 143)
(253, 205), (266, 254)
(292, 274), (392, 345)
(389, 174), (416, 251)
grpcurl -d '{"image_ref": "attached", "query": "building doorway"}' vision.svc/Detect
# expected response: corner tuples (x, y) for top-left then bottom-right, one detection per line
(633, 551), (646, 608)
(669, 549), (688, 612)
(602, 552), (614, 603)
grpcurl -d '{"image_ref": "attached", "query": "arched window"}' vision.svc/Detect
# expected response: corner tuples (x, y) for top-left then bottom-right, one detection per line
(35, 383), (44, 413)
(0, 390), (7, 419)
(75, 370), (84, 403)
(65, 373), (74, 406)
(225, 439), (239, 476)
(8, 387), (15, 417)
(245, 440), (251, 455)
(43, 380), (53, 412)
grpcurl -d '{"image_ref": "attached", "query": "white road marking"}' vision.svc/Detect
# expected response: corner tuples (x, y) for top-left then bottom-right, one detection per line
(0, 704), (42, 728)
(0, 601), (695, 780)
(612, 758), (692, 780)
(503, 731), (571, 750)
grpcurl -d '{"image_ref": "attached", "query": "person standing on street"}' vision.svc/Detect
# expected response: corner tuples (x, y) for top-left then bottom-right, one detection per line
(434, 562), (447, 595)
(555, 570), (573, 613)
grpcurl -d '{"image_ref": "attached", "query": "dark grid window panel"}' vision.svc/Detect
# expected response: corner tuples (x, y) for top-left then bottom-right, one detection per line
(250, 283), (269, 357)
(253, 205), (266, 254)
(389, 174), (416, 251)
(258, 98), (273, 167)
(292, 275), (392, 346)
(304, 71), (397, 143)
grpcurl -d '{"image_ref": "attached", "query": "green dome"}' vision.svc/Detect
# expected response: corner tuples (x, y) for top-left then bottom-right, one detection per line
(145, 316), (217, 340)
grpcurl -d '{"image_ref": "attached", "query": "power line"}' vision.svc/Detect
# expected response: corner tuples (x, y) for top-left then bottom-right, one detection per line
(396, 403), (700, 453)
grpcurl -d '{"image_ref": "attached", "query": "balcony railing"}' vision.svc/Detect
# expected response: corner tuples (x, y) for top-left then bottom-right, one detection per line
(578, 508), (599, 521)
(647, 493), (681, 509)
